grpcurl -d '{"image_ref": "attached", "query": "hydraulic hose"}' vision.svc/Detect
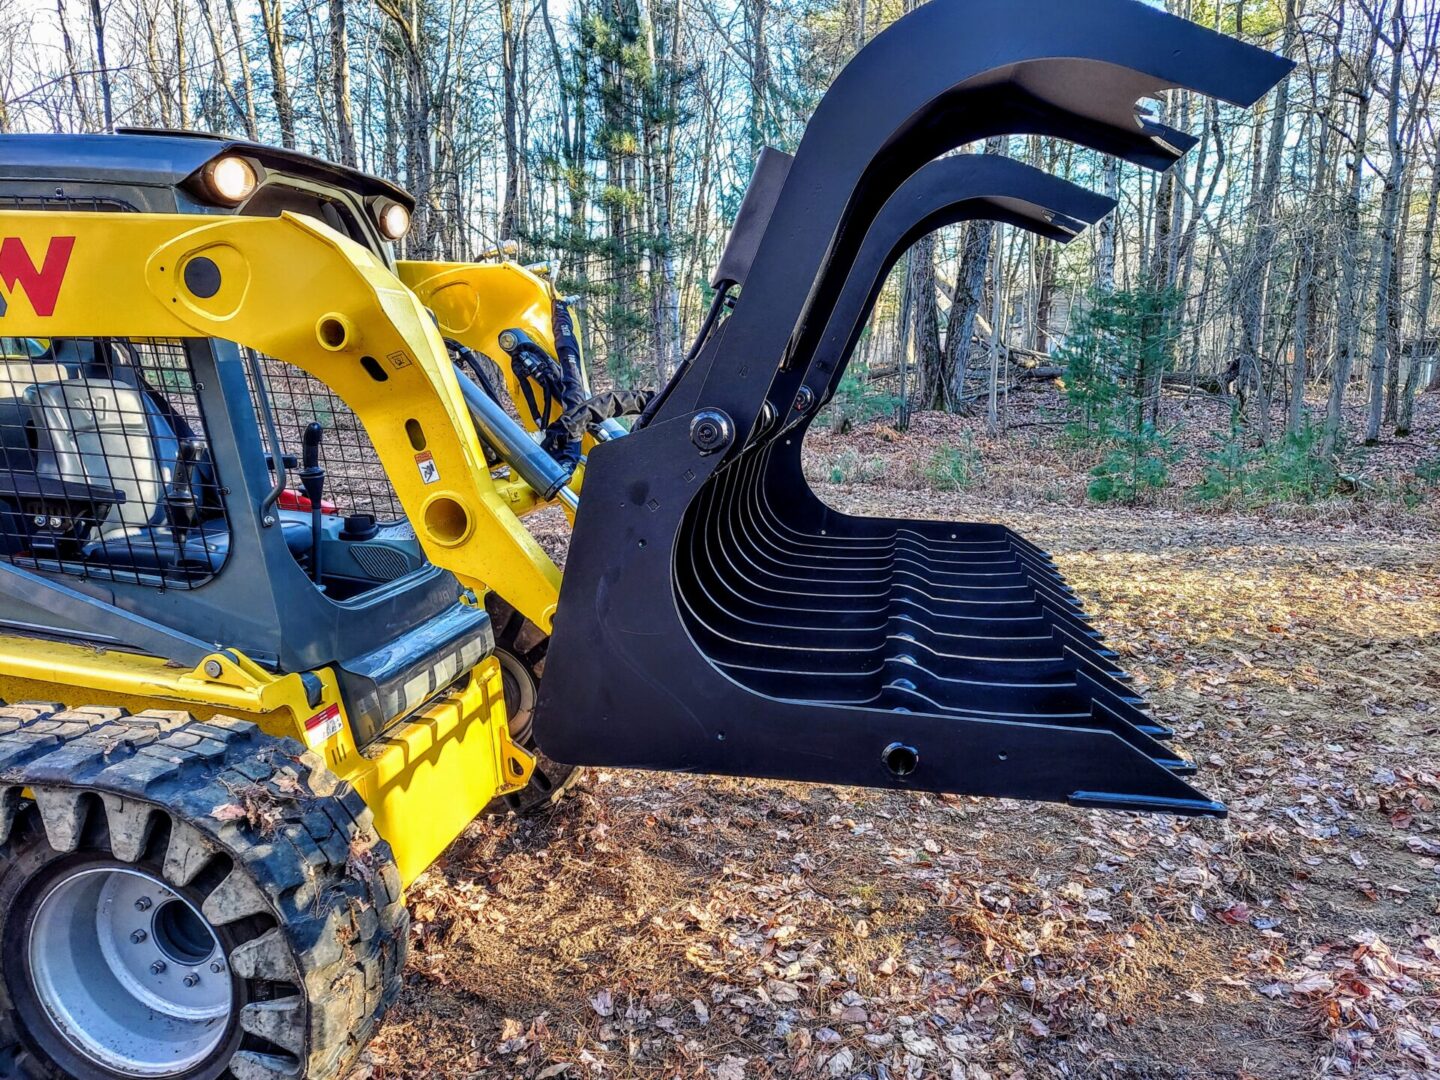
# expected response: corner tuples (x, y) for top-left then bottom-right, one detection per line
(550, 389), (656, 444)
(634, 280), (733, 431)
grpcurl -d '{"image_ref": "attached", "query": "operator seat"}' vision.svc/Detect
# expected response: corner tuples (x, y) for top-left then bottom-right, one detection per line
(23, 361), (313, 576)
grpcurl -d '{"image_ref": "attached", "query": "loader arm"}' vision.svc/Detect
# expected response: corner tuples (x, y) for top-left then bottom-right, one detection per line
(397, 258), (599, 512)
(0, 210), (565, 629)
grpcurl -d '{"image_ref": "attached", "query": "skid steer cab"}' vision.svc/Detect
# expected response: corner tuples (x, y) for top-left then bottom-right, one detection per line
(0, 2), (1287, 1077)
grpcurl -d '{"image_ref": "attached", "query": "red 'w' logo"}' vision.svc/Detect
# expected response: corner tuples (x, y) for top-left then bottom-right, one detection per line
(0, 236), (76, 317)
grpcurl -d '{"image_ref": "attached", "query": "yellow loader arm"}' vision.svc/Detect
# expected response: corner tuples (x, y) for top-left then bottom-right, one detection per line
(0, 209), (564, 630)
(400, 258), (599, 506)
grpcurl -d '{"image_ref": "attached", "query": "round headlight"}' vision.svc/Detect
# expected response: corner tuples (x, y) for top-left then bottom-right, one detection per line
(204, 155), (258, 205)
(377, 202), (411, 241)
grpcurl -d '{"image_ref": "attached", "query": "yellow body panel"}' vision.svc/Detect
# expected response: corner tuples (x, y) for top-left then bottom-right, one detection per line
(0, 632), (532, 888)
(0, 210), (563, 630)
(400, 259), (596, 507)
(398, 259), (560, 438)
(0, 211), (568, 891)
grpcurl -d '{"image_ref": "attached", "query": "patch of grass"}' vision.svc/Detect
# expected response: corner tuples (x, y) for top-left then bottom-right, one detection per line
(826, 448), (888, 485)
(923, 435), (981, 492)
(1193, 418), (1363, 509)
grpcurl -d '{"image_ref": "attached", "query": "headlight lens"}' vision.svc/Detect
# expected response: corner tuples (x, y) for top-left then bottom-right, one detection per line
(204, 155), (258, 204)
(377, 202), (411, 240)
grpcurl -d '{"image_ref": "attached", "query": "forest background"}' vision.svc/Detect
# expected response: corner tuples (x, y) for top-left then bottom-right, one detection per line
(3, 0), (1440, 514)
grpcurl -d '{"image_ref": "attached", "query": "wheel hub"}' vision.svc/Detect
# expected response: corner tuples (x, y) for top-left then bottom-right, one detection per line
(27, 866), (232, 1077)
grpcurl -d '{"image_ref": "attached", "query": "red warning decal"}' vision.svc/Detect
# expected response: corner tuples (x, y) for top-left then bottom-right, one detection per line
(305, 703), (343, 742)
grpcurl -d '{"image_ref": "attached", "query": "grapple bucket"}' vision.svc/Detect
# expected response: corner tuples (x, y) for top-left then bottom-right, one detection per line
(535, 0), (1291, 814)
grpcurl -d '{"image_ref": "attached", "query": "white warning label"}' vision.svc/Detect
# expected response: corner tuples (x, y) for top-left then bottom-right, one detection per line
(415, 450), (440, 484)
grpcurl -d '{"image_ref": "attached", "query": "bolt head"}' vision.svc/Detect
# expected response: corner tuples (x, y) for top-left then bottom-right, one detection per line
(184, 974), (201, 988)
(498, 330), (518, 353)
(131, 929), (148, 944)
(151, 961), (167, 975)
(203, 659), (224, 678)
(134, 897), (152, 912)
(689, 410), (733, 455)
(210, 961), (225, 974)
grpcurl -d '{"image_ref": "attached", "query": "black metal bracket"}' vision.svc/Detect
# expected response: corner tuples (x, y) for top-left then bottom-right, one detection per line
(535, 0), (1291, 816)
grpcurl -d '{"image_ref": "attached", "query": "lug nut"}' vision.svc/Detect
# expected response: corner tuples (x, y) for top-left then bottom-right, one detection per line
(134, 897), (152, 912)
(210, 961), (225, 974)
(151, 961), (167, 975)
(184, 974), (201, 988)
(131, 929), (148, 944)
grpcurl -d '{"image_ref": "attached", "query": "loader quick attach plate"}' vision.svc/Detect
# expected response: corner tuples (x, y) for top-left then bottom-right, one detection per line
(534, 0), (1293, 815)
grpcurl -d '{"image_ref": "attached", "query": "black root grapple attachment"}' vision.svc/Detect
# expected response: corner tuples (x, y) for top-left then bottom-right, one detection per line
(535, 0), (1292, 815)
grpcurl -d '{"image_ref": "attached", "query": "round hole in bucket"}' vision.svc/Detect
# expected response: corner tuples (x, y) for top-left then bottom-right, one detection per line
(882, 742), (918, 777)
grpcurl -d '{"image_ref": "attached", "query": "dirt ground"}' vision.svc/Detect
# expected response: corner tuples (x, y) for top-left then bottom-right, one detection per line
(363, 393), (1440, 1080)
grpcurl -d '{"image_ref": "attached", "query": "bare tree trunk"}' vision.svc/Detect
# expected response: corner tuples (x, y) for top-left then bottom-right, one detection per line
(174, 0), (187, 127)
(644, 0), (684, 381)
(907, 233), (942, 409)
(89, 0), (113, 130)
(942, 136), (1006, 411)
(224, 0), (260, 139)
(1418, 150), (1440, 400)
(143, 6), (174, 128)
(330, 0), (356, 165)
(1095, 154), (1119, 290)
(986, 226), (1004, 435)
(1326, 5), (1378, 454)
(55, 0), (91, 128)
(499, 0), (522, 239)
(745, 0), (769, 158)
(541, 0), (589, 287)
(1383, 169), (1413, 425)
(1364, 0), (1406, 444)
(258, 0), (296, 147)
(197, 0), (239, 134)
(377, 0), (436, 254)
(1290, 14), (1345, 434)
(1231, 0), (1296, 442)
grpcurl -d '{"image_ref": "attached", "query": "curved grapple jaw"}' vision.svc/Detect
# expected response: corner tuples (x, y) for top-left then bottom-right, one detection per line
(535, 0), (1291, 815)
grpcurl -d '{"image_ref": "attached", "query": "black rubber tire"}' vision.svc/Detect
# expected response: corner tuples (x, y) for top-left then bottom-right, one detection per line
(482, 597), (575, 817)
(0, 703), (408, 1080)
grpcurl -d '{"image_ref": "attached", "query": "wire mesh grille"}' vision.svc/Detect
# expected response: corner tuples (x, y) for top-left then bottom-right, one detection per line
(243, 352), (405, 521)
(0, 337), (229, 588)
(0, 195), (136, 213)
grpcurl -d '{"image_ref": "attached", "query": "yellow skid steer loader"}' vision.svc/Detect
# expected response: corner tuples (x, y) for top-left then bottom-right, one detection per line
(0, 1), (1287, 1076)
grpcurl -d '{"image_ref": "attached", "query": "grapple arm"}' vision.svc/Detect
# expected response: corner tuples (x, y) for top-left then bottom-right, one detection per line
(534, 0), (1292, 815)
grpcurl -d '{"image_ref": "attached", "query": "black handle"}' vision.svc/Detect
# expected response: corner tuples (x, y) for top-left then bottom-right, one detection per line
(301, 422), (323, 473)
(298, 423), (327, 586)
(165, 438), (204, 563)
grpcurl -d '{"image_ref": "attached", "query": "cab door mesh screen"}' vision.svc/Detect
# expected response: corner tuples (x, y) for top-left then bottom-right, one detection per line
(243, 352), (405, 521)
(0, 337), (230, 588)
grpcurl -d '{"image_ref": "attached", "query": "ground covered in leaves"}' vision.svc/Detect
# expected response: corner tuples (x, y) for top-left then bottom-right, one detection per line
(364, 396), (1439, 1080)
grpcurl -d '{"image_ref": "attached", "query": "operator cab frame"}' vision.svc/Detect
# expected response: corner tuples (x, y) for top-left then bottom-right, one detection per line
(0, 130), (480, 743)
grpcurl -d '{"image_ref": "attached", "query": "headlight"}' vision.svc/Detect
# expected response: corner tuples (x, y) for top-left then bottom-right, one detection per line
(202, 155), (258, 205)
(377, 202), (411, 240)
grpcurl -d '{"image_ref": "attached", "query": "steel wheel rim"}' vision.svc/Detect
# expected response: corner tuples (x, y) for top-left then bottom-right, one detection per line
(496, 648), (538, 745)
(27, 866), (233, 1077)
